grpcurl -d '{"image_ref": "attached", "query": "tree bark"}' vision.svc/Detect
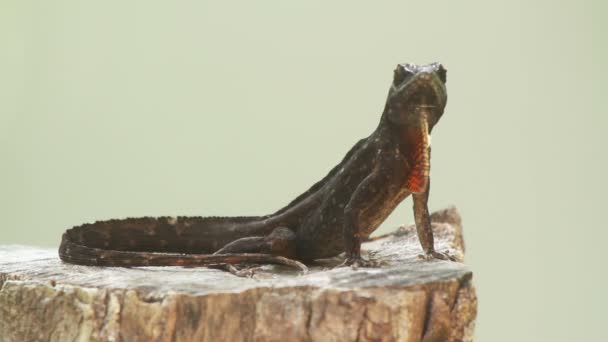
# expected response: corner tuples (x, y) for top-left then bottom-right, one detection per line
(0, 207), (476, 342)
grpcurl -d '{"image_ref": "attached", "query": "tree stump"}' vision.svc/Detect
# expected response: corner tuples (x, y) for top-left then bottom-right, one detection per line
(0, 207), (476, 342)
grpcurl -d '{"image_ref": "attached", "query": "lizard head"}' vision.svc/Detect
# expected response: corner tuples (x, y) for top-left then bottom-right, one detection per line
(385, 62), (447, 131)
(384, 62), (447, 193)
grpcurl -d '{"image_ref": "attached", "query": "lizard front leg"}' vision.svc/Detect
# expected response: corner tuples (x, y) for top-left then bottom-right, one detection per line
(413, 180), (455, 261)
(340, 152), (404, 268)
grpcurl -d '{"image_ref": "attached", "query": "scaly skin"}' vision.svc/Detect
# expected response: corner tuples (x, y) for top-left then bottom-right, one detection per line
(59, 62), (451, 271)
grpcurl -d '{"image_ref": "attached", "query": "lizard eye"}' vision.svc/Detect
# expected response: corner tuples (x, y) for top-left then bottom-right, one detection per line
(437, 65), (447, 83)
(393, 65), (414, 85)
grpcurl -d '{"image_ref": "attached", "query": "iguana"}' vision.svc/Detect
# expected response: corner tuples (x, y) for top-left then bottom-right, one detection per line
(59, 62), (452, 273)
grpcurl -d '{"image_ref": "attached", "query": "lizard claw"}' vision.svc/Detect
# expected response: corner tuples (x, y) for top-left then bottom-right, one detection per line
(220, 264), (260, 278)
(336, 256), (380, 270)
(418, 251), (456, 262)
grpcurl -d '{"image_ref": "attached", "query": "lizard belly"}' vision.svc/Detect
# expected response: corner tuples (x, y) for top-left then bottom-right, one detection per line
(359, 185), (411, 237)
(295, 214), (345, 260)
(294, 175), (412, 260)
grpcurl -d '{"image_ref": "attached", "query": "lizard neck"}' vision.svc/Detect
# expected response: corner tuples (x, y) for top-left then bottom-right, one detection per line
(378, 108), (430, 194)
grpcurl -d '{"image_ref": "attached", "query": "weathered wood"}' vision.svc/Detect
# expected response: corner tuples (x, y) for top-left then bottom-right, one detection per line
(0, 207), (476, 342)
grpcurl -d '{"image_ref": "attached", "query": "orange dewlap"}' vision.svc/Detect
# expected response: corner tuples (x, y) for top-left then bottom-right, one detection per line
(403, 116), (430, 193)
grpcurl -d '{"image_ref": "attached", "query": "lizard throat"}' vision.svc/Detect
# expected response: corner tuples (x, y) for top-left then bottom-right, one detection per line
(403, 116), (430, 194)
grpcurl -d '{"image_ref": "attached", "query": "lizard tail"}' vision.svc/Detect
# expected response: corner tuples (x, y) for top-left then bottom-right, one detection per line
(58, 215), (288, 267)
(59, 234), (307, 272)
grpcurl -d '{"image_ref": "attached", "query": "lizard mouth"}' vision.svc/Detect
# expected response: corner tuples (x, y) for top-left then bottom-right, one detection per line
(405, 88), (439, 116)
(403, 114), (430, 194)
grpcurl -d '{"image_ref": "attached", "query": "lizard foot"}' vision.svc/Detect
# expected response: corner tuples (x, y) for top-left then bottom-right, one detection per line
(208, 254), (309, 275)
(417, 250), (456, 262)
(211, 264), (261, 278)
(226, 264), (263, 277)
(336, 256), (380, 270)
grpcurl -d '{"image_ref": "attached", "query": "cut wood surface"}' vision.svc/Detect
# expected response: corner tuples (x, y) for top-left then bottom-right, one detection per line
(0, 207), (476, 342)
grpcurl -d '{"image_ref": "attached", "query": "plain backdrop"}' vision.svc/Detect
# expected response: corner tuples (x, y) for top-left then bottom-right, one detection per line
(1, 1), (606, 341)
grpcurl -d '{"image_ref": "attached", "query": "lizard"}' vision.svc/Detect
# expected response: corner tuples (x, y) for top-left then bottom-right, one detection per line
(59, 62), (452, 272)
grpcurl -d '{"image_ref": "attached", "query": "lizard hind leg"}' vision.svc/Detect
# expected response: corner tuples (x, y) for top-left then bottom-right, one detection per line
(213, 226), (297, 258)
(212, 226), (303, 276)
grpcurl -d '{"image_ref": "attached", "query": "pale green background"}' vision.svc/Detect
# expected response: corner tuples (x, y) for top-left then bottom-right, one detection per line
(1, 1), (606, 340)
